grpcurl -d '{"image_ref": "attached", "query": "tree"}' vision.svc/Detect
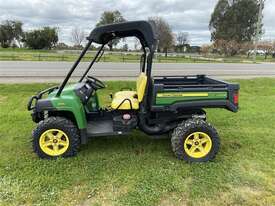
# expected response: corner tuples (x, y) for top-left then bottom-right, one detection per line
(176, 32), (189, 52)
(240, 41), (253, 57)
(148, 17), (174, 56)
(213, 39), (243, 56)
(71, 26), (85, 47)
(55, 42), (69, 50)
(0, 20), (23, 48)
(23, 27), (58, 49)
(209, 0), (263, 55)
(201, 44), (213, 56)
(96, 10), (126, 51)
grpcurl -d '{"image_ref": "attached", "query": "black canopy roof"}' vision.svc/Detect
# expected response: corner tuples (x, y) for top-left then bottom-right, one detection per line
(88, 21), (156, 50)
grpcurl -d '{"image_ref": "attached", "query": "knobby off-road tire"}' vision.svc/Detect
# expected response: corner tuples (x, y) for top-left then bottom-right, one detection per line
(171, 118), (220, 162)
(32, 116), (80, 159)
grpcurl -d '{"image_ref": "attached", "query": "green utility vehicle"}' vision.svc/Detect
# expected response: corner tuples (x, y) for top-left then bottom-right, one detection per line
(28, 21), (239, 162)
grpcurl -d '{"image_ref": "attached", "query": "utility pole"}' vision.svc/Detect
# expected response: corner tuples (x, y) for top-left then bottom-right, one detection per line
(253, 0), (264, 62)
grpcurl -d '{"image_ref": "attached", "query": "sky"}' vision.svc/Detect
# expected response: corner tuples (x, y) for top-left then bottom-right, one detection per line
(0, 0), (274, 46)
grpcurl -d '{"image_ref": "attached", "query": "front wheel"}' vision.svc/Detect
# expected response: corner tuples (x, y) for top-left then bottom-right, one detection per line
(32, 117), (80, 159)
(171, 119), (220, 162)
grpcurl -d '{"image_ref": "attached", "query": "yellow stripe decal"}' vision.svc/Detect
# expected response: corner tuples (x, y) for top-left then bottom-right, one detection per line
(157, 92), (209, 97)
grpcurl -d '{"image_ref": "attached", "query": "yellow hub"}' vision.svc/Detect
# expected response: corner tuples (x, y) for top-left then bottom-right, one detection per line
(184, 132), (212, 158)
(39, 129), (69, 156)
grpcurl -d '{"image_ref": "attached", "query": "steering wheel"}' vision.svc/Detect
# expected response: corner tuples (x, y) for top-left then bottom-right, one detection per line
(86, 75), (106, 90)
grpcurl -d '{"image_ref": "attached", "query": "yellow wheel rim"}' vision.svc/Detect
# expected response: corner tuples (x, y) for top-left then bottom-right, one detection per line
(184, 132), (212, 158)
(39, 129), (69, 156)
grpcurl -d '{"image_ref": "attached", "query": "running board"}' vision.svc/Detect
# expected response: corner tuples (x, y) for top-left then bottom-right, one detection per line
(87, 120), (128, 137)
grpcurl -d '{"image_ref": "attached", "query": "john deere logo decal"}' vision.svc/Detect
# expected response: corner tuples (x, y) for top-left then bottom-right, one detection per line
(157, 92), (209, 97)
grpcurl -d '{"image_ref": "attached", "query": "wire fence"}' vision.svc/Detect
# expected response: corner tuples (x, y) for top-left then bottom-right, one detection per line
(0, 52), (207, 62)
(0, 51), (274, 63)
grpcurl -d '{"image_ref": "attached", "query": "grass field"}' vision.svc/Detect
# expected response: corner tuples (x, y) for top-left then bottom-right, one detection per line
(1, 48), (274, 63)
(0, 79), (275, 206)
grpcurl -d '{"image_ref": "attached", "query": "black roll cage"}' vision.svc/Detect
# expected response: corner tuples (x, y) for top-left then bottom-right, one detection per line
(56, 21), (157, 97)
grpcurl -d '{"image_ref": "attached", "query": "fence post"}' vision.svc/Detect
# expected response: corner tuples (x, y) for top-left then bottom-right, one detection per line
(38, 54), (41, 61)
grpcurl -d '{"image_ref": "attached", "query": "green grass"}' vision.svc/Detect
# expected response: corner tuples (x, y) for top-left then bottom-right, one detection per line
(0, 79), (275, 206)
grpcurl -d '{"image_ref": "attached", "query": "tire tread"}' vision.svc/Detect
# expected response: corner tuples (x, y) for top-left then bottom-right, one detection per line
(32, 116), (80, 159)
(171, 118), (220, 162)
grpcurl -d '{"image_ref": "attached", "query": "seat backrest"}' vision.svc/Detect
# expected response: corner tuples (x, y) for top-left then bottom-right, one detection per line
(136, 72), (148, 102)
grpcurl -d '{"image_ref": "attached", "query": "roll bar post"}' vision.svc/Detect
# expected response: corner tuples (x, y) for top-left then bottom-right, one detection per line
(79, 44), (105, 82)
(56, 40), (92, 97)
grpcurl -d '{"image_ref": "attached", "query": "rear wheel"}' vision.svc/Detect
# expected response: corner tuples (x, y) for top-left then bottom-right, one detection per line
(32, 117), (80, 159)
(171, 118), (220, 162)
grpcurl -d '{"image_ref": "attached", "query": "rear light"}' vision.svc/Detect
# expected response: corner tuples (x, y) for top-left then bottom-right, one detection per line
(233, 92), (239, 105)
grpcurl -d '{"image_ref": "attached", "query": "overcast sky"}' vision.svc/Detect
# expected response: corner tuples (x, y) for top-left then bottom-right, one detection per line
(0, 0), (274, 46)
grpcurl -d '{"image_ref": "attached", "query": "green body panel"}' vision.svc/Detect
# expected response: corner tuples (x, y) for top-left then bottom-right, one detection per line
(155, 91), (227, 105)
(48, 84), (88, 129)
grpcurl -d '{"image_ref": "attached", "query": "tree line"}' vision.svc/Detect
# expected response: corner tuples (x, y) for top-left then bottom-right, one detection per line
(0, 20), (58, 49)
(73, 11), (190, 56)
(0, 11), (188, 55)
(0, 0), (274, 57)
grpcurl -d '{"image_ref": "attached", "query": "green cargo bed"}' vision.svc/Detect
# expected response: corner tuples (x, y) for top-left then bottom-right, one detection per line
(150, 75), (239, 112)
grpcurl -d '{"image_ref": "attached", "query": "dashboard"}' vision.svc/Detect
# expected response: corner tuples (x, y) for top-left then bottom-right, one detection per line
(74, 82), (94, 104)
